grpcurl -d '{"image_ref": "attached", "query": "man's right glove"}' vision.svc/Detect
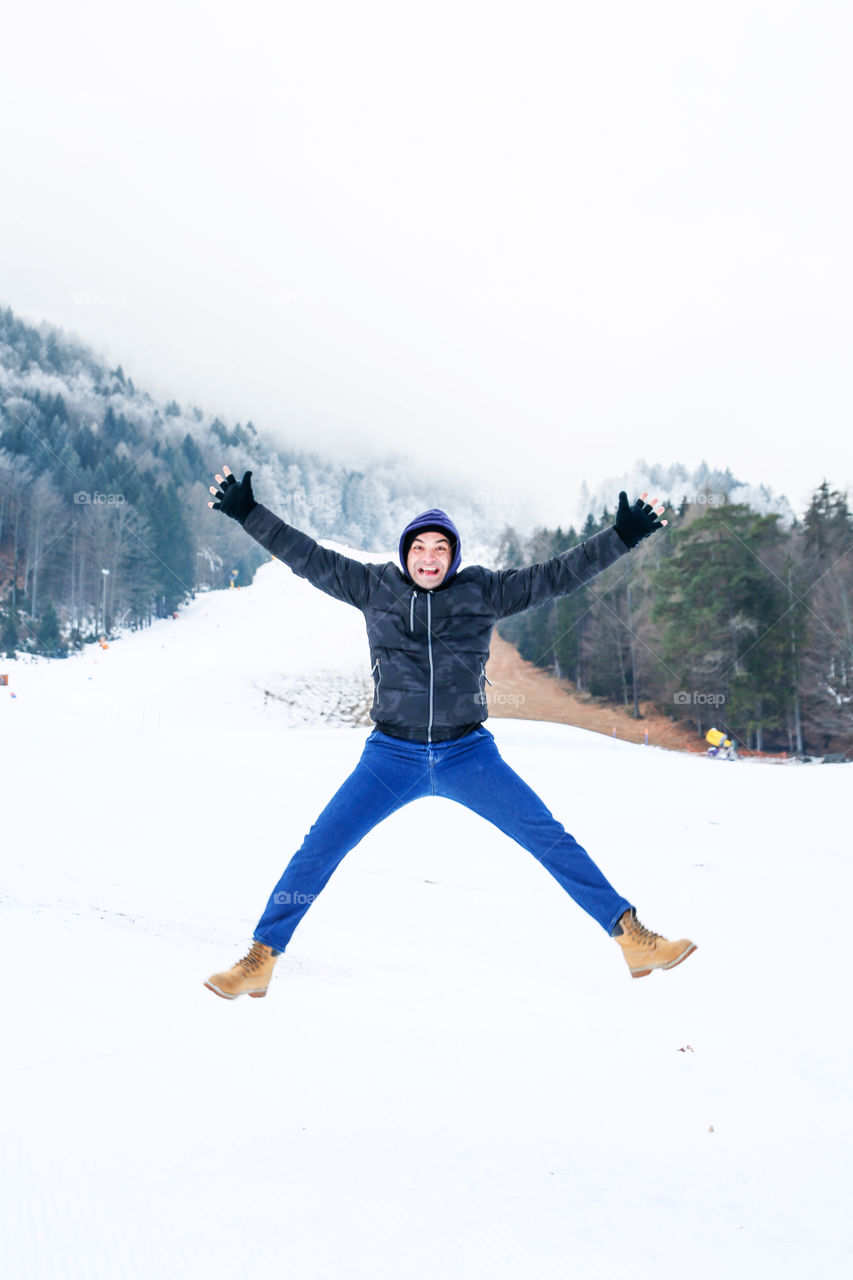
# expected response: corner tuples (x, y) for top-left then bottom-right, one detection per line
(613, 491), (665, 548)
(210, 470), (257, 526)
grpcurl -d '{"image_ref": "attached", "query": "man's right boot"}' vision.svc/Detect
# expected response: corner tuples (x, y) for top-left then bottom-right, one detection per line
(205, 941), (278, 1000)
(612, 909), (697, 979)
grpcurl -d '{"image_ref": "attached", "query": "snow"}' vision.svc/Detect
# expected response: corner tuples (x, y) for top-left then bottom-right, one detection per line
(2, 552), (851, 1279)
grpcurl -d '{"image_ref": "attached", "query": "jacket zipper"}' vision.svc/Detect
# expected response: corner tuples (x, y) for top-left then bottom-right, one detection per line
(426, 591), (434, 744)
(410, 589), (435, 741)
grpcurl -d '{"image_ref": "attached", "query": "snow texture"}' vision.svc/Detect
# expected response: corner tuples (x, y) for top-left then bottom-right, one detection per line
(1, 551), (850, 1279)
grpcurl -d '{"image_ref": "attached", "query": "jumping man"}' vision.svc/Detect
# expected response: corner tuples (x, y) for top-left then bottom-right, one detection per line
(204, 467), (696, 998)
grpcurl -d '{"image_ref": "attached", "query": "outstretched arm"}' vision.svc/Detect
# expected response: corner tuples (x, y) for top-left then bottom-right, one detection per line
(489, 491), (668, 618)
(207, 464), (373, 608)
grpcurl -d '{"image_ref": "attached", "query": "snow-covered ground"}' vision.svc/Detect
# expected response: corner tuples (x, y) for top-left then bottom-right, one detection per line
(2, 553), (850, 1279)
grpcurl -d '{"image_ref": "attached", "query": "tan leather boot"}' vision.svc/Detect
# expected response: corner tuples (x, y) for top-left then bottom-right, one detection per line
(613, 909), (696, 979)
(205, 941), (278, 999)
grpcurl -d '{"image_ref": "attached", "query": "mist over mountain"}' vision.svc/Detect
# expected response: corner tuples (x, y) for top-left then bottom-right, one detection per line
(0, 307), (504, 649)
(575, 461), (797, 529)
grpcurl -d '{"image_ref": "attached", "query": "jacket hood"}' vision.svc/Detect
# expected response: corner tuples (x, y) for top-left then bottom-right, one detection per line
(399, 508), (462, 585)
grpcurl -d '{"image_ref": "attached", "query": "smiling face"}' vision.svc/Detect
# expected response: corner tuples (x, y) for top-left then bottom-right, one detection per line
(406, 530), (453, 589)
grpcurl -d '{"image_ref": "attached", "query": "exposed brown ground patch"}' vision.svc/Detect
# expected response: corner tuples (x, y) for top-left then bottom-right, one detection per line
(485, 631), (699, 752)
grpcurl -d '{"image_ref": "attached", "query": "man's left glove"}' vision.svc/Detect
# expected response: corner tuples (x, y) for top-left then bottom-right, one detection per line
(613, 491), (665, 548)
(210, 471), (257, 526)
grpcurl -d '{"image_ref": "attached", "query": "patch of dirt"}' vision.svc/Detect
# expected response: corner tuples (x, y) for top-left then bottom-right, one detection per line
(485, 631), (700, 752)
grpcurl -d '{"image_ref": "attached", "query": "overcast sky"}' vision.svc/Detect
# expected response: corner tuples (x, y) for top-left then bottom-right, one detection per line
(1, 0), (850, 527)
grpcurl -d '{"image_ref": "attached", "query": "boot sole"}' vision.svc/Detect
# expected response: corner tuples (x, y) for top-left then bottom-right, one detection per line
(630, 942), (697, 979)
(204, 981), (268, 999)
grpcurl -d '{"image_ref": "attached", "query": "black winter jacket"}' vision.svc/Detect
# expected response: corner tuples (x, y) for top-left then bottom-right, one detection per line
(243, 504), (630, 743)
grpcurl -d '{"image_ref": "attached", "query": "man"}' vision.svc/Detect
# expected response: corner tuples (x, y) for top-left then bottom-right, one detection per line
(204, 466), (696, 999)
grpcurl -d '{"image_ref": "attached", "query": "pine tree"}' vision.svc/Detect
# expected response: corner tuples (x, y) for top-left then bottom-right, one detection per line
(143, 483), (196, 616)
(37, 601), (66, 657)
(1, 607), (19, 657)
(651, 505), (794, 746)
(798, 483), (853, 750)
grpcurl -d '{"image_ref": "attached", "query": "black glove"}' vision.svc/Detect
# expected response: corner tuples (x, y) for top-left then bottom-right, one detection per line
(613, 491), (664, 548)
(210, 470), (257, 526)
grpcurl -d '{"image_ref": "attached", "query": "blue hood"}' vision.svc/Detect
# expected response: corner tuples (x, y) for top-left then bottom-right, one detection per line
(399, 509), (462, 585)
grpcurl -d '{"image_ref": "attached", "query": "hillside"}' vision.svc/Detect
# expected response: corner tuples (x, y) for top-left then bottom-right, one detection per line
(486, 631), (699, 750)
(1, 551), (850, 1279)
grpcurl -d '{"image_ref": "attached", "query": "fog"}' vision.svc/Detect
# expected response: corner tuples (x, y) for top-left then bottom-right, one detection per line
(2, 0), (850, 525)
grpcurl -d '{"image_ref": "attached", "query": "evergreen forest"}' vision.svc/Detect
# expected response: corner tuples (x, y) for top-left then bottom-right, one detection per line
(497, 485), (853, 754)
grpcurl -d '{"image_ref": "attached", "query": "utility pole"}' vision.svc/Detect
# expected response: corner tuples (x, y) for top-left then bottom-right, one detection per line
(101, 567), (110, 636)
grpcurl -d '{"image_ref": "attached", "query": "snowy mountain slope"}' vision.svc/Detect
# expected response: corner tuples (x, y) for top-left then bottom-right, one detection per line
(3, 546), (376, 732)
(1, 548), (850, 1280)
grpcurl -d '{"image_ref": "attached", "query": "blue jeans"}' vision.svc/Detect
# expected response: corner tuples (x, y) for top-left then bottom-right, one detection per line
(254, 727), (633, 953)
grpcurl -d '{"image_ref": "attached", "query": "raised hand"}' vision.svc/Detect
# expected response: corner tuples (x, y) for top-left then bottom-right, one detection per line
(613, 490), (668, 548)
(208, 465), (257, 526)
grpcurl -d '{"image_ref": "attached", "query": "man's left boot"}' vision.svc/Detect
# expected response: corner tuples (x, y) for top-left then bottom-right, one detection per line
(612, 908), (697, 979)
(204, 941), (278, 999)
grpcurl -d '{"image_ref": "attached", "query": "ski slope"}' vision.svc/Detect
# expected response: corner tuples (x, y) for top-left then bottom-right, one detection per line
(1, 548), (850, 1280)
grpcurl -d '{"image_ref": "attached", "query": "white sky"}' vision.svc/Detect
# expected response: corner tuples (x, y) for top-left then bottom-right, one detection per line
(1, 0), (851, 527)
